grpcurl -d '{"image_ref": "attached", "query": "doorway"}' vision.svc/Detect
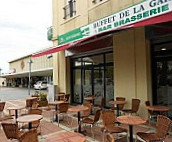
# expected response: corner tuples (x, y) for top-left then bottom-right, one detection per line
(71, 51), (114, 106)
(152, 34), (172, 117)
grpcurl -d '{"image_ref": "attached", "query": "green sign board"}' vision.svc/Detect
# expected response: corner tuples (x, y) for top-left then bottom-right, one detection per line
(47, 27), (53, 41)
(58, 0), (172, 45)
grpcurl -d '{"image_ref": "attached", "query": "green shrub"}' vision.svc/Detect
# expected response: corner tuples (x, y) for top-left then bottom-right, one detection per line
(39, 92), (47, 101)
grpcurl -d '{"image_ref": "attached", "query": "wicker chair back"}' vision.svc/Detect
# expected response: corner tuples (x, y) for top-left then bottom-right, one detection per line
(2, 123), (19, 139)
(19, 129), (38, 142)
(59, 103), (69, 113)
(0, 102), (5, 112)
(156, 115), (172, 139)
(131, 99), (140, 113)
(101, 110), (116, 126)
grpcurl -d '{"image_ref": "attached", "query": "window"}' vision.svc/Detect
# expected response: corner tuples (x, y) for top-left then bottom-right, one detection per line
(63, 0), (76, 19)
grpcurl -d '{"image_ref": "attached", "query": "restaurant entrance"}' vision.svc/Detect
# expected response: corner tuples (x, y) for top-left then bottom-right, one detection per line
(71, 51), (114, 106)
(152, 34), (172, 117)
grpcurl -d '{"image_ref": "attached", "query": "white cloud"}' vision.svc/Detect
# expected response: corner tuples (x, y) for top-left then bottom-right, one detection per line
(0, 0), (52, 72)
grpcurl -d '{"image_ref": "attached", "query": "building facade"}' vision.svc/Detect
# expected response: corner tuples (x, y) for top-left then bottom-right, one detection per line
(1, 54), (53, 88)
(33, 0), (172, 118)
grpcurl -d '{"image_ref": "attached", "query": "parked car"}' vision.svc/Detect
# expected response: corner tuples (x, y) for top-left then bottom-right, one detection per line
(34, 81), (48, 90)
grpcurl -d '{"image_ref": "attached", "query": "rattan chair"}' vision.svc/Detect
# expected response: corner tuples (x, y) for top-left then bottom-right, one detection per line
(105, 133), (115, 142)
(26, 98), (38, 109)
(122, 98), (140, 115)
(101, 110), (128, 142)
(32, 102), (39, 109)
(1, 122), (25, 141)
(19, 128), (38, 142)
(55, 102), (69, 126)
(81, 102), (92, 119)
(0, 102), (13, 122)
(82, 109), (101, 138)
(85, 94), (95, 104)
(93, 97), (105, 110)
(0, 102), (5, 116)
(136, 115), (172, 142)
(64, 94), (70, 103)
(145, 101), (157, 125)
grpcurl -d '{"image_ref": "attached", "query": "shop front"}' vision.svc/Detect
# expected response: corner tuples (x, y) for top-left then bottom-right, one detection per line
(32, 0), (172, 118)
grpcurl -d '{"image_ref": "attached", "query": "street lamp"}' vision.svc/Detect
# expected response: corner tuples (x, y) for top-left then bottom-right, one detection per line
(28, 58), (33, 96)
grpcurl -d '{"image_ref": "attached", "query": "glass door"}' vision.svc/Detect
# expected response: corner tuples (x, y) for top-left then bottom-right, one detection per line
(94, 66), (104, 105)
(72, 52), (114, 106)
(154, 60), (172, 117)
(152, 37), (172, 117)
(83, 69), (92, 98)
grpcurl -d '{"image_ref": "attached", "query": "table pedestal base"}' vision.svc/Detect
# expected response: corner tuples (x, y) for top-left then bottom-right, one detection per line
(129, 125), (133, 142)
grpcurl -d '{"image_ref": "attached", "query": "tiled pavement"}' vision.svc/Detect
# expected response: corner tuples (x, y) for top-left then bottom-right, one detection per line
(1, 100), (172, 142)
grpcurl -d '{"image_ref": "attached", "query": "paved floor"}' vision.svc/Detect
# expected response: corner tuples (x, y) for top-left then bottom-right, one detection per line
(0, 87), (47, 101)
(0, 88), (172, 142)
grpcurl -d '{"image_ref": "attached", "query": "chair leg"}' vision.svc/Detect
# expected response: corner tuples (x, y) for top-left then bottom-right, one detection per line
(66, 114), (70, 125)
(58, 114), (59, 126)
(126, 132), (129, 142)
(102, 130), (105, 142)
(70, 115), (74, 130)
(91, 125), (94, 138)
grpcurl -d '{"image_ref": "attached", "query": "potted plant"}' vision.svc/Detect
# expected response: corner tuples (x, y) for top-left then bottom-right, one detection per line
(38, 92), (48, 107)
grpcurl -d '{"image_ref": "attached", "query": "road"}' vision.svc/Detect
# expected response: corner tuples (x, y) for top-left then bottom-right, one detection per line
(0, 87), (48, 101)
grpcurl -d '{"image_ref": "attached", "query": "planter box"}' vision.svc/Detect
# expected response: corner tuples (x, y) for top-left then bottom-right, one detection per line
(38, 100), (48, 107)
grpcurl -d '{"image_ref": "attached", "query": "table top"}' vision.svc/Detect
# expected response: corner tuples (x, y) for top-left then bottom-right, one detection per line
(84, 96), (95, 101)
(26, 97), (38, 100)
(109, 100), (126, 105)
(45, 131), (85, 142)
(49, 101), (64, 105)
(147, 105), (170, 112)
(68, 106), (88, 112)
(17, 114), (43, 123)
(7, 106), (25, 110)
(117, 115), (146, 125)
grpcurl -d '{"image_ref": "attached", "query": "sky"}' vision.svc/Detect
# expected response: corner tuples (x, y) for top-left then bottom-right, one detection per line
(0, 0), (52, 73)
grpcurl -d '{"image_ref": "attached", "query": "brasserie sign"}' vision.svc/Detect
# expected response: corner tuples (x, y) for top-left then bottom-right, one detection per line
(58, 0), (172, 45)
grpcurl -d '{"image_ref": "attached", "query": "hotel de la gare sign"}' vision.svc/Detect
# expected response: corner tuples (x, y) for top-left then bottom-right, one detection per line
(58, 0), (172, 45)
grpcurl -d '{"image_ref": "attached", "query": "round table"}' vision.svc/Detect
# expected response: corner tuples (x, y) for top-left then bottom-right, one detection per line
(17, 114), (43, 129)
(68, 106), (88, 133)
(45, 131), (86, 142)
(147, 106), (170, 115)
(49, 101), (64, 122)
(7, 106), (25, 120)
(84, 96), (95, 104)
(117, 115), (146, 142)
(109, 100), (126, 116)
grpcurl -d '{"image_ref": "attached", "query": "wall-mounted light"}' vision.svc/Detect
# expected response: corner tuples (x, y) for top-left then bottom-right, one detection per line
(161, 48), (166, 51)
(47, 54), (53, 59)
(92, 0), (96, 3)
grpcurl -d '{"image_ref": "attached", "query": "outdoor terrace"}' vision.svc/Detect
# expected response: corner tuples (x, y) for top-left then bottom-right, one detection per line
(0, 98), (172, 142)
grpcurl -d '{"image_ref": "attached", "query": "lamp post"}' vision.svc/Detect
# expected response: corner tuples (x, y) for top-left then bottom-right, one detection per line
(28, 58), (33, 96)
